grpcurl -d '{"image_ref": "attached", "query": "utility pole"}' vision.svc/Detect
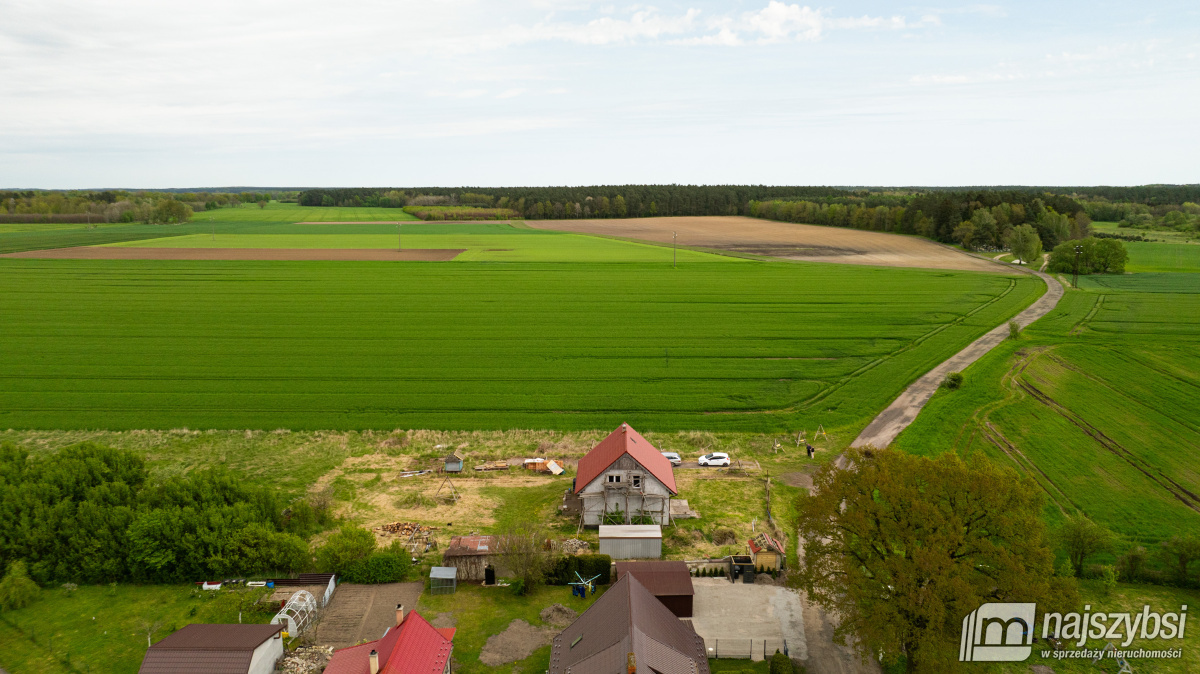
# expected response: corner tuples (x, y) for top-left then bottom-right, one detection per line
(673, 231), (677, 268)
(1073, 244), (1082, 289)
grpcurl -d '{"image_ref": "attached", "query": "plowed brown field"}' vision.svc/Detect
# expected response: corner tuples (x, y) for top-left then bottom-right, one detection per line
(0, 247), (464, 261)
(529, 216), (1002, 272)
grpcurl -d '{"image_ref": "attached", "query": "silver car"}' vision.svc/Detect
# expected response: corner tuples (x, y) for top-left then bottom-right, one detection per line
(661, 451), (682, 466)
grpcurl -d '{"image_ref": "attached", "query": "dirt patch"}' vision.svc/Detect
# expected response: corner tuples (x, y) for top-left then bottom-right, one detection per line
(529, 216), (1005, 273)
(778, 472), (814, 489)
(538, 604), (578, 628)
(478, 619), (557, 666)
(1, 247), (464, 261)
(431, 612), (457, 629)
(315, 582), (423, 649)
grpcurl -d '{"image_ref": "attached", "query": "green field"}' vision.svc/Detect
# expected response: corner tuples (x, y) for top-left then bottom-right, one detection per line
(893, 273), (1200, 545)
(1124, 241), (1200, 273)
(0, 251), (1041, 431)
(106, 224), (734, 263)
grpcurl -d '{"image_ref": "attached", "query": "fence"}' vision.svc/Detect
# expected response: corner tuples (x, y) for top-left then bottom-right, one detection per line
(703, 638), (790, 660)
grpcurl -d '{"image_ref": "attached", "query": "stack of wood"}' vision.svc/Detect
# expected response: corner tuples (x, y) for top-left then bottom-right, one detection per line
(473, 460), (509, 471)
(375, 522), (434, 538)
(559, 538), (590, 555)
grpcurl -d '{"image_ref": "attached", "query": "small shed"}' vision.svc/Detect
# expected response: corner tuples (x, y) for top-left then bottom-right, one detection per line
(615, 560), (694, 617)
(442, 535), (501, 581)
(598, 525), (662, 559)
(444, 450), (464, 473)
(430, 566), (457, 595)
(748, 533), (785, 571)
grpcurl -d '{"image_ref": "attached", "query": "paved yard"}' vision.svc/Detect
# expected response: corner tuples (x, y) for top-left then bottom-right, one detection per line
(688, 578), (806, 662)
(315, 582), (424, 649)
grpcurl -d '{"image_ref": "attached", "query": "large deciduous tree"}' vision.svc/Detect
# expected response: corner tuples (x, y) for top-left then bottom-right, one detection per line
(1007, 224), (1042, 266)
(796, 449), (1076, 673)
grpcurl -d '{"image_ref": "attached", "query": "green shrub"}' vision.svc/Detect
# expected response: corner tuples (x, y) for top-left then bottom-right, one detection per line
(769, 650), (793, 674)
(942, 372), (964, 390)
(0, 561), (41, 610)
(1008, 320), (1020, 340)
(1101, 565), (1118, 595)
(342, 550), (412, 584)
(510, 578), (526, 596)
(315, 526), (376, 576)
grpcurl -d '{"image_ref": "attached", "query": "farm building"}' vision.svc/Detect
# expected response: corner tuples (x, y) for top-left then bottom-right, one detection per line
(443, 450), (464, 473)
(325, 604), (455, 674)
(615, 560), (695, 617)
(573, 423), (677, 526)
(549, 572), (708, 674)
(442, 535), (502, 582)
(138, 624), (284, 674)
(598, 525), (662, 559)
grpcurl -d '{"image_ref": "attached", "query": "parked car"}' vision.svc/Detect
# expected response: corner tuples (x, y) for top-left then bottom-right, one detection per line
(697, 452), (730, 467)
(661, 451), (682, 466)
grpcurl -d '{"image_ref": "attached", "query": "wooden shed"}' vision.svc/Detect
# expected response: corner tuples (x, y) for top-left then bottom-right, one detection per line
(598, 525), (662, 559)
(748, 533), (785, 571)
(443, 451), (464, 473)
(614, 560), (694, 617)
(442, 535), (501, 581)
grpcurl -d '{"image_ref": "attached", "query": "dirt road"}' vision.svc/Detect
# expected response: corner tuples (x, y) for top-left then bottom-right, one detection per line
(850, 268), (1063, 449)
(530, 216), (1005, 273)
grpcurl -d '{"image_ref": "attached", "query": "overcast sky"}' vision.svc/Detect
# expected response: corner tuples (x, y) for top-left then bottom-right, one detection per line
(2, 1), (1198, 188)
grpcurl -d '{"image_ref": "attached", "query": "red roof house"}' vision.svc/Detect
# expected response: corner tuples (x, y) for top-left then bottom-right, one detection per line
(574, 423), (676, 526)
(324, 605), (454, 674)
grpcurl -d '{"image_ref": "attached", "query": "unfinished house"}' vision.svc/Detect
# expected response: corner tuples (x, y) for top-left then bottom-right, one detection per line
(573, 423), (677, 527)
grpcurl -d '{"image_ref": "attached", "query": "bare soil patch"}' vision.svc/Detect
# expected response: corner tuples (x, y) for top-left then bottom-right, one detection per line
(478, 619), (557, 666)
(538, 603), (578, 628)
(1, 247), (464, 261)
(530, 216), (1004, 272)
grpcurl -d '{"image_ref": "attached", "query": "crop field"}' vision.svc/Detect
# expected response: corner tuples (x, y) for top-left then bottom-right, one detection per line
(96, 223), (734, 263)
(893, 272), (1200, 546)
(1124, 241), (1200, 273)
(0, 248), (1040, 430)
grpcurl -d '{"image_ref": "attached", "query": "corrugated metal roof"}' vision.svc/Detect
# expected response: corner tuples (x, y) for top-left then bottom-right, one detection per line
(325, 611), (454, 674)
(549, 574), (708, 674)
(146, 623), (282, 650)
(615, 561), (695, 597)
(574, 424), (678, 495)
(138, 650), (254, 674)
(443, 535), (496, 556)
(599, 525), (662, 539)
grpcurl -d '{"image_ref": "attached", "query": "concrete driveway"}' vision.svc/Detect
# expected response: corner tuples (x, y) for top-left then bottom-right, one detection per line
(688, 578), (806, 662)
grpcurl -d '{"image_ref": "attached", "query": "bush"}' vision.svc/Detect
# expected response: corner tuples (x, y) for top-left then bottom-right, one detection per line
(510, 578), (526, 596)
(1117, 546), (1147, 582)
(1101, 565), (1118, 595)
(315, 526), (376, 576)
(769, 650), (793, 674)
(0, 561), (41, 610)
(342, 548), (412, 584)
(1008, 321), (1020, 340)
(942, 372), (964, 390)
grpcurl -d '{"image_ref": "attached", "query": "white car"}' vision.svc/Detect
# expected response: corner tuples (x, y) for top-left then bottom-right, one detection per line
(697, 452), (730, 467)
(661, 451), (682, 466)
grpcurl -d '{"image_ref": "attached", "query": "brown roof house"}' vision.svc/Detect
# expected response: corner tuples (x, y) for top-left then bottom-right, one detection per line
(574, 424), (677, 527)
(614, 561), (695, 617)
(138, 623), (284, 674)
(550, 572), (708, 674)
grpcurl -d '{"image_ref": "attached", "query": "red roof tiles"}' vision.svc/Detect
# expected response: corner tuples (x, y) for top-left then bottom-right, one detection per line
(573, 424), (677, 495)
(324, 611), (453, 674)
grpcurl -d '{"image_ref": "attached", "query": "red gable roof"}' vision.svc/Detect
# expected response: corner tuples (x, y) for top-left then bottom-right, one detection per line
(574, 424), (676, 495)
(324, 611), (453, 674)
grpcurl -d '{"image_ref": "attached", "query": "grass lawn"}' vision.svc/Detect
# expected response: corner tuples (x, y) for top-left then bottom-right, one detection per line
(0, 584), (274, 674)
(893, 273), (1200, 547)
(0, 255), (1041, 432)
(416, 582), (604, 674)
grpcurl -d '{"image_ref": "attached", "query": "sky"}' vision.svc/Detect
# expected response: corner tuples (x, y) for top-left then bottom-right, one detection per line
(2, 1), (1198, 188)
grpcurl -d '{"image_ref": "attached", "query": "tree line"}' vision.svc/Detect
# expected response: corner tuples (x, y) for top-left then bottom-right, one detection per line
(0, 443), (333, 585)
(0, 190), (299, 225)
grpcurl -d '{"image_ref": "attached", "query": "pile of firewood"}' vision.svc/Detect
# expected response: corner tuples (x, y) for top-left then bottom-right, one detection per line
(375, 521), (433, 537)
